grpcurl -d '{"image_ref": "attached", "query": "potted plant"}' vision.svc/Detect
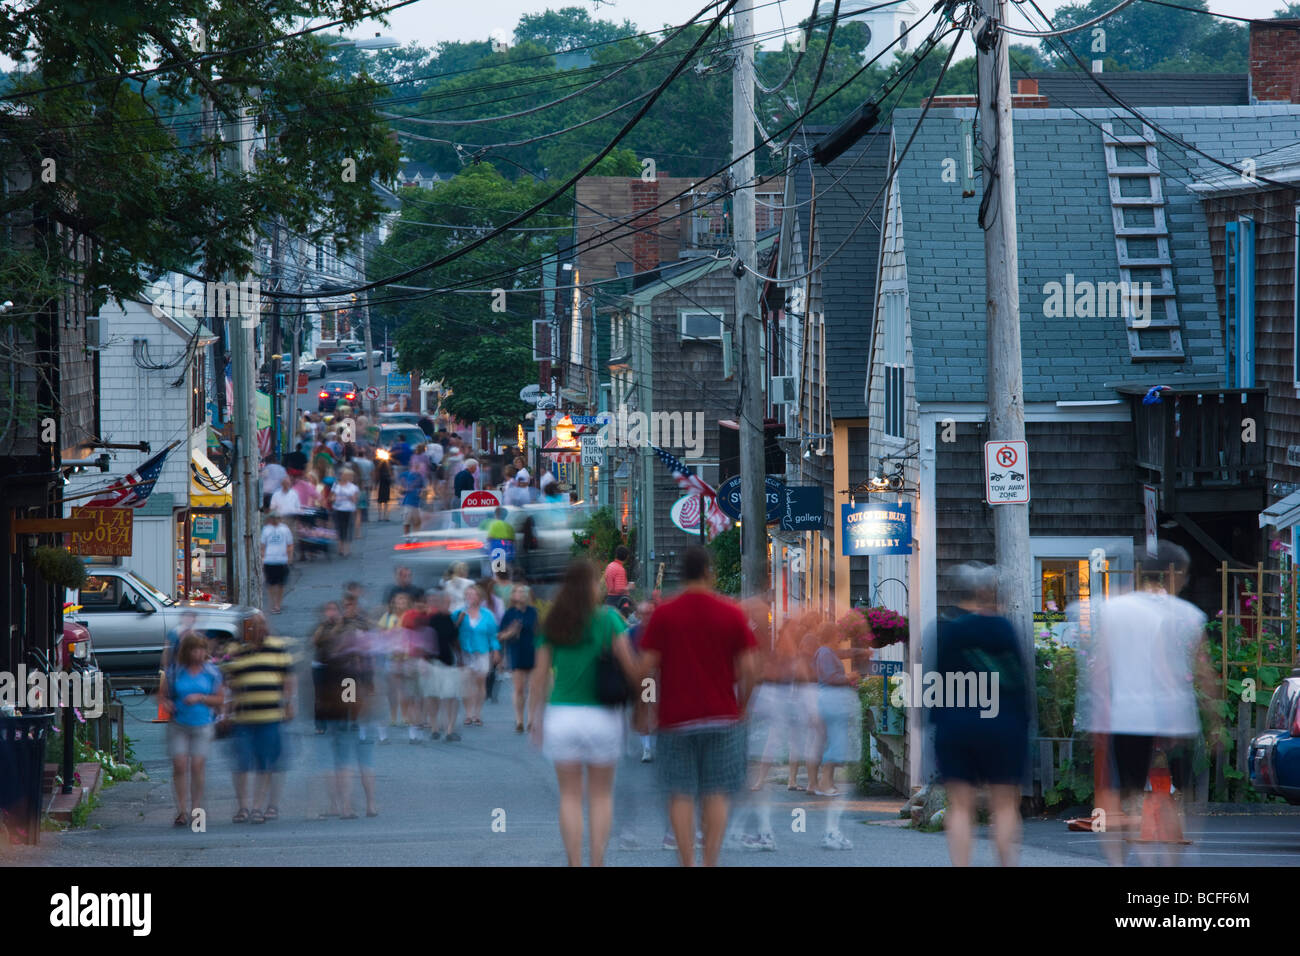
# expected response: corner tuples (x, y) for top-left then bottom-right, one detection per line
(31, 546), (87, 592)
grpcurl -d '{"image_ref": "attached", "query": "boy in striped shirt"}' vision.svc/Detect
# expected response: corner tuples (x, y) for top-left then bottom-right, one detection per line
(222, 613), (296, 824)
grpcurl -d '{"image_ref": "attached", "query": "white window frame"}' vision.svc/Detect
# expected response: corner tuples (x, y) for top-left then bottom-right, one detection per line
(679, 308), (723, 341)
(882, 289), (906, 441)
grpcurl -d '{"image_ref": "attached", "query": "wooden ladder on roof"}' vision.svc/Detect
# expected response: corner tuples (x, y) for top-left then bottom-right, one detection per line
(1101, 122), (1185, 362)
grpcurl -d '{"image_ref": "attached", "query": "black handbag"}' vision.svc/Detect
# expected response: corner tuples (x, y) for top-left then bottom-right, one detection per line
(594, 611), (630, 707)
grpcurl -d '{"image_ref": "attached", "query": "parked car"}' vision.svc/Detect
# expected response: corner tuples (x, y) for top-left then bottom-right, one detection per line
(1248, 674), (1300, 804)
(394, 502), (591, 581)
(348, 348), (383, 366)
(318, 379), (359, 412)
(325, 350), (363, 371)
(298, 353), (327, 379)
(64, 569), (256, 674)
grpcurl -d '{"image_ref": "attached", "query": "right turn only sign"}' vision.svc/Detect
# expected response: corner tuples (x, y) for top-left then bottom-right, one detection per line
(985, 439), (1030, 504)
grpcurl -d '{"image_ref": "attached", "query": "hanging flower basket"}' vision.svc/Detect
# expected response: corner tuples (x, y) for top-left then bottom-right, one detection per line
(863, 605), (909, 648)
(32, 546), (87, 591)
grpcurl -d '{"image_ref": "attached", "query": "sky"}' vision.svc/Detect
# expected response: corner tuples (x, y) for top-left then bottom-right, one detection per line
(335, 0), (1293, 60)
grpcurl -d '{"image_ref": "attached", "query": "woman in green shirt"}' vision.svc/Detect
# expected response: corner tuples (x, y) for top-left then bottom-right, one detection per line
(530, 559), (637, 867)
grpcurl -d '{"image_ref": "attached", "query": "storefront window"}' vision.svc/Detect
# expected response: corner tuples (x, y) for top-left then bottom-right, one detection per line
(1037, 557), (1109, 642)
(186, 507), (232, 603)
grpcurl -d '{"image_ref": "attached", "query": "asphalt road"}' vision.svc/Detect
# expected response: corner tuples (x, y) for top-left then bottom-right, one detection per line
(6, 512), (1297, 866)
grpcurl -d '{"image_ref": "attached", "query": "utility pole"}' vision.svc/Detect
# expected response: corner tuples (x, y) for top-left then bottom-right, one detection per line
(269, 218), (283, 456)
(229, 103), (263, 610)
(976, 0), (1033, 708)
(734, 0), (766, 597)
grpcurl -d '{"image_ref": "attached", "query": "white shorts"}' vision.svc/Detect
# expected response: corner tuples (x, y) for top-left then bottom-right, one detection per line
(428, 661), (463, 699)
(167, 722), (215, 760)
(465, 652), (490, 676)
(542, 704), (624, 766)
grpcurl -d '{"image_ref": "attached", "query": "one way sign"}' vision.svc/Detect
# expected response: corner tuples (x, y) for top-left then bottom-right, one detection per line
(985, 440), (1030, 504)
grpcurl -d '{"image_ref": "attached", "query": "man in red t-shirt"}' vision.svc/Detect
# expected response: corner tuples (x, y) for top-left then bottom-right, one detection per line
(602, 546), (630, 606)
(638, 547), (759, 866)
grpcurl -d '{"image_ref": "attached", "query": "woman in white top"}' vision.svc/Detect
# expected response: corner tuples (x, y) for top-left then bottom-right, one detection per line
(442, 561), (475, 613)
(270, 475), (301, 518)
(331, 468), (361, 557)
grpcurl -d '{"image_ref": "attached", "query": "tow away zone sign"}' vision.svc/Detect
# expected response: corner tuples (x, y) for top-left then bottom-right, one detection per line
(984, 440), (1030, 504)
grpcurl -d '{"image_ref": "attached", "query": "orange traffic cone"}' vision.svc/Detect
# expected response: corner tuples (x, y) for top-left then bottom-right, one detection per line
(152, 690), (169, 723)
(1137, 765), (1189, 844)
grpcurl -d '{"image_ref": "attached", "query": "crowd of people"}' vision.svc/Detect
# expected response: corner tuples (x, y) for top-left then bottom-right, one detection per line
(254, 407), (575, 615)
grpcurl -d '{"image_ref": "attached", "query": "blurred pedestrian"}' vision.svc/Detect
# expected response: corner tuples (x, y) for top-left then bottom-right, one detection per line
(315, 600), (378, 818)
(260, 510), (293, 614)
(932, 563), (1031, 867)
(223, 613), (295, 825)
(162, 633), (224, 827)
(311, 602), (346, 736)
(603, 546), (630, 607)
(377, 592), (413, 737)
(398, 464), (425, 535)
(529, 559), (637, 866)
(812, 620), (861, 850)
(498, 584), (538, 733)
(331, 468), (360, 558)
(453, 458), (479, 500)
(636, 547), (760, 866)
(443, 561), (475, 613)
(375, 451), (393, 521)
(428, 590), (464, 742)
(1078, 541), (1216, 865)
(454, 585), (499, 726)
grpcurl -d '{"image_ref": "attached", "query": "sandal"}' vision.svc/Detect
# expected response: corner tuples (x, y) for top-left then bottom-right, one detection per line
(250, 809), (266, 824)
(233, 808), (251, 824)
(174, 812), (188, 827)
(264, 806), (279, 821)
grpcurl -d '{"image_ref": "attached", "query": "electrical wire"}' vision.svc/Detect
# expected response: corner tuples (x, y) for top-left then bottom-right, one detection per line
(996, 0), (1140, 37)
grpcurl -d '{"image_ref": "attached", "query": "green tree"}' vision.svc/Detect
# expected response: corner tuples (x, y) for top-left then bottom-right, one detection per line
(515, 7), (636, 51)
(0, 0), (401, 310)
(377, 163), (565, 429)
(1049, 0), (1246, 72)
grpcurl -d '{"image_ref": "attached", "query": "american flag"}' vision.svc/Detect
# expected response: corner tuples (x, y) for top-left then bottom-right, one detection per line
(652, 446), (731, 537)
(83, 446), (173, 508)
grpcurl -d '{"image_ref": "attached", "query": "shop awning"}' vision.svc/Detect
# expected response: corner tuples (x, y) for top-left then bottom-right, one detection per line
(190, 448), (232, 508)
(541, 435), (580, 464)
(1260, 489), (1300, 531)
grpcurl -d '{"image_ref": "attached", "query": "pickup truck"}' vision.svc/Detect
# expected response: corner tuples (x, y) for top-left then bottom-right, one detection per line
(65, 568), (256, 674)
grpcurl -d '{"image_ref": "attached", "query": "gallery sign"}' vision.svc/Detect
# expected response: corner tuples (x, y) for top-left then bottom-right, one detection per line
(841, 502), (912, 556)
(69, 506), (133, 557)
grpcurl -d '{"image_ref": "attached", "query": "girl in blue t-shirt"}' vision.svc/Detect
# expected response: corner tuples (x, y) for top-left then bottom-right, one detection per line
(162, 633), (225, 827)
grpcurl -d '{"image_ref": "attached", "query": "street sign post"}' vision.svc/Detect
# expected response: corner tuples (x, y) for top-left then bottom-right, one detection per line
(461, 489), (500, 509)
(364, 386), (379, 401)
(580, 433), (603, 467)
(984, 439), (1030, 504)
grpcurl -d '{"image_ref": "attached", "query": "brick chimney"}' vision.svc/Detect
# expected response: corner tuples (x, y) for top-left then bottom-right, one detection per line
(1250, 19), (1300, 103)
(629, 179), (660, 275)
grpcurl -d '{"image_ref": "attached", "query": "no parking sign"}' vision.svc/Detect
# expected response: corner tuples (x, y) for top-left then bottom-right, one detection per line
(984, 440), (1030, 504)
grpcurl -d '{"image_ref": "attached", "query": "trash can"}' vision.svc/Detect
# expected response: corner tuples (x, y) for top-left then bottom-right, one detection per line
(0, 710), (56, 845)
